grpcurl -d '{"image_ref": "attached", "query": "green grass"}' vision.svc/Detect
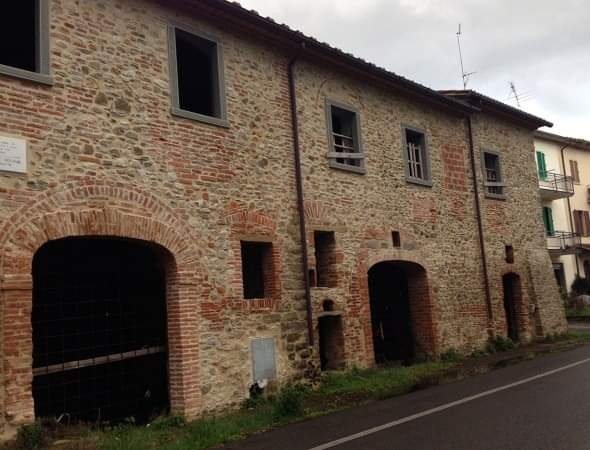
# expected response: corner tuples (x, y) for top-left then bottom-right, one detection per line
(96, 409), (278, 450)
(317, 361), (453, 400)
(562, 330), (590, 342)
(566, 306), (590, 318)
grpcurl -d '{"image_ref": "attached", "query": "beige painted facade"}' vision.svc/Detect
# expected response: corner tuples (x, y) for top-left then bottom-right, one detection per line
(534, 132), (590, 293)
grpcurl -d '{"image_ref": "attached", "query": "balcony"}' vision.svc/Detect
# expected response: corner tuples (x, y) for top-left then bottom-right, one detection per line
(539, 170), (574, 200)
(547, 231), (580, 255)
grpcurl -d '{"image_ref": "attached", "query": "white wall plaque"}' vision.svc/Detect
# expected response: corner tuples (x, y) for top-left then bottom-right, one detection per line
(0, 136), (27, 174)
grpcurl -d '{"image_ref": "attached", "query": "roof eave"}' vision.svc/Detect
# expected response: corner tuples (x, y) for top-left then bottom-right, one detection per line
(439, 90), (552, 130)
(166, 0), (477, 116)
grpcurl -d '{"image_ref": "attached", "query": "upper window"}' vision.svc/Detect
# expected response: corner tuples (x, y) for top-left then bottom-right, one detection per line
(570, 159), (580, 184)
(573, 210), (590, 237)
(536, 151), (547, 181)
(326, 101), (365, 174)
(168, 25), (227, 127)
(403, 126), (431, 186)
(482, 151), (505, 198)
(0, 0), (51, 84)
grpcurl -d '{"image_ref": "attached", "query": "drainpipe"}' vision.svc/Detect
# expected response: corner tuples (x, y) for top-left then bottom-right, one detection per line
(559, 143), (580, 277)
(287, 44), (314, 346)
(466, 116), (495, 337)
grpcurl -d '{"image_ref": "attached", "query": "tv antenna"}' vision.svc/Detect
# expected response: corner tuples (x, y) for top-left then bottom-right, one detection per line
(456, 24), (475, 89)
(509, 82), (521, 107)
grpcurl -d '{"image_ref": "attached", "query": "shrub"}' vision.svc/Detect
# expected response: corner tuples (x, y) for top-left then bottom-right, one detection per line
(439, 348), (462, 363)
(487, 335), (515, 353)
(571, 276), (590, 296)
(272, 385), (308, 420)
(15, 422), (46, 450)
(150, 415), (186, 430)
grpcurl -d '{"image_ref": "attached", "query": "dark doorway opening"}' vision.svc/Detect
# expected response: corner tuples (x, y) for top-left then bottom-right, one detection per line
(553, 263), (566, 294)
(318, 300), (345, 371)
(32, 237), (169, 423)
(368, 262), (415, 364)
(502, 273), (521, 342)
(318, 316), (345, 371)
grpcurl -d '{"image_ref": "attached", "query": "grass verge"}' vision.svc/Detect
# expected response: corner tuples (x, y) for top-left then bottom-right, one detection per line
(566, 306), (590, 318)
(6, 331), (590, 450)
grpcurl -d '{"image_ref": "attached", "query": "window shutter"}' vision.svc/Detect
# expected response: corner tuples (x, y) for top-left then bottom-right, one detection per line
(542, 207), (554, 235)
(536, 152), (547, 180)
(570, 160), (580, 183)
(584, 211), (590, 237)
(574, 210), (583, 235)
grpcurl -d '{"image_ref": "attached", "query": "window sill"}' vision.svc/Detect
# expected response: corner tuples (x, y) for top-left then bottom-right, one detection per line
(171, 107), (229, 128)
(328, 160), (366, 174)
(406, 176), (433, 187)
(0, 64), (53, 86)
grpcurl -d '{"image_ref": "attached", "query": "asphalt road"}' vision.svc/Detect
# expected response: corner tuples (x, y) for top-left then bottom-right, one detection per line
(222, 345), (590, 450)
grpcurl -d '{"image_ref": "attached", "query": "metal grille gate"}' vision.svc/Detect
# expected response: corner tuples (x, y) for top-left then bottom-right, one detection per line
(32, 237), (169, 423)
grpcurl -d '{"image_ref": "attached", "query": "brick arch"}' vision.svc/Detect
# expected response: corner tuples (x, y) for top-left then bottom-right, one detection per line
(0, 183), (205, 430)
(367, 259), (437, 358)
(351, 251), (438, 367)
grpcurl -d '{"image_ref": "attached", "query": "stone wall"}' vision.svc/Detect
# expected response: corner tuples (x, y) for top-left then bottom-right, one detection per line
(0, 0), (566, 436)
(471, 115), (567, 338)
(0, 0), (311, 434)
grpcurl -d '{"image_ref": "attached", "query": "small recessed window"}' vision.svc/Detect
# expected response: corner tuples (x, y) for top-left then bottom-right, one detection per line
(505, 245), (514, 264)
(326, 101), (365, 174)
(169, 26), (227, 126)
(403, 127), (431, 185)
(314, 231), (337, 288)
(241, 241), (274, 299)
(392, 231), (401, 248)
(0, 0), (51, 84)
(483, 151), (505, 198)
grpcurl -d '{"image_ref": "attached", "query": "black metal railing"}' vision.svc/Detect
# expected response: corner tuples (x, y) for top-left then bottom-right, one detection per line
(539, 170), (574, 194)
(546, 230), (581, 250)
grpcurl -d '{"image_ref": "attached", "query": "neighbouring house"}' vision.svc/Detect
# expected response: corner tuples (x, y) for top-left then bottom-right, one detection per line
(0, 0), (566, 437)
(534, 130), (590, 294)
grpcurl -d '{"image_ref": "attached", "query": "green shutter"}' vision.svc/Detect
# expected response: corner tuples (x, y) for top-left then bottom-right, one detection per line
(536, 151), (547, 180)
(542, 207), (554, 235)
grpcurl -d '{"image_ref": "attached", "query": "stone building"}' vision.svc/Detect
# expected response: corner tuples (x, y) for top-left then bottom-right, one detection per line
(0, 0), (566, 436)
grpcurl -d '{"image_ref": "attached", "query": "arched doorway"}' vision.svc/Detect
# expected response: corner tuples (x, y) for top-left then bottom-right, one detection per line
(368, 261), (432, 364)
(502, 273), (521, 341)
(32, 237), (170, 422)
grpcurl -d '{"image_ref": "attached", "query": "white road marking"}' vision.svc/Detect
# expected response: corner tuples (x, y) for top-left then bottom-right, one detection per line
(308, 356), (590, 450)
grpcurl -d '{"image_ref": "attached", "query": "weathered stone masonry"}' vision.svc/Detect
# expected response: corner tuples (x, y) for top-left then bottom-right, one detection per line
(0, 0), (566, 435)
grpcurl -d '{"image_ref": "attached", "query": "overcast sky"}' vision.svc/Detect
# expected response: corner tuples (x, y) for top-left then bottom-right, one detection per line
(239, 0), (590, 139)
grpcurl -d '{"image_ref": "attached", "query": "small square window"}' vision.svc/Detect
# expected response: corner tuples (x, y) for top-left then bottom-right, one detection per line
(482, 151), (505, 198)
(169, 26), (227, 127)
(403, 127), (431, 185)
(241, 241), (274, 299)
(326, 101), (365, 174)
(0, 0), (51, 84)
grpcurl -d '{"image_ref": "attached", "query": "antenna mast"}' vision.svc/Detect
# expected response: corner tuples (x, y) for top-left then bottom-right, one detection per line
(456, 24), (475, 89)
(509, 82), (521, 108)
